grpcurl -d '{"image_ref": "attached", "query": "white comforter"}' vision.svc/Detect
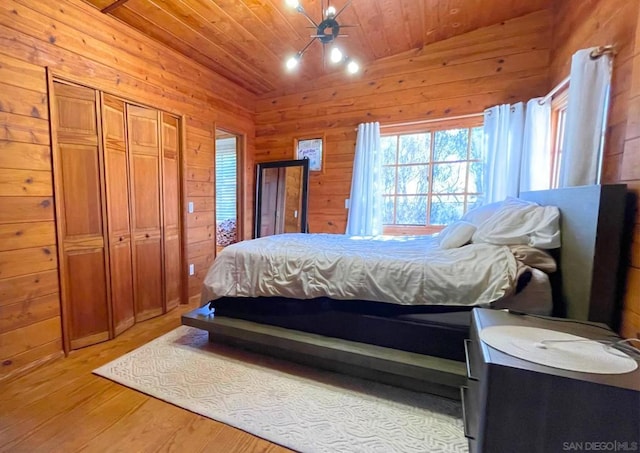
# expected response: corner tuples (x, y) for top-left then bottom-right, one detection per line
(201, 233), (519, 307)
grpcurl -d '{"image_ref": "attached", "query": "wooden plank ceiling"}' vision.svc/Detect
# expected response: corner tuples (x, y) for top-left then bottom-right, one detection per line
(84, 0), (551, 96)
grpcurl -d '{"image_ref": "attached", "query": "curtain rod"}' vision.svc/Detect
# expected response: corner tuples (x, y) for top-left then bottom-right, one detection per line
(377, 113), (483, 130)
(538, 45), (616, 105)
(369, 45), (617, 127)
(590, 44), (616, 59)
(539, 75), (570, 105)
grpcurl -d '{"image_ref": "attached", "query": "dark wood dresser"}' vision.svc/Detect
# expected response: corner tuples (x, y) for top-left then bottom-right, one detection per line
(462, 308), (640, 453)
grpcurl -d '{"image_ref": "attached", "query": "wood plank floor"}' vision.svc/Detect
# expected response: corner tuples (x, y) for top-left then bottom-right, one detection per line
(0, 303), (291, 453)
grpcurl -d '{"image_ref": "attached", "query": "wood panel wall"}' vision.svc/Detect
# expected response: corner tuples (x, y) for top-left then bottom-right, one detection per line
(0, 0), (256, 380)
(254, 10), (552, 233)
(550, 0), (640, 338)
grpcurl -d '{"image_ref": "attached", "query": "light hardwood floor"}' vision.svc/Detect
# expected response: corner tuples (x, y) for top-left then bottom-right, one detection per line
(0, 304), (291, 453)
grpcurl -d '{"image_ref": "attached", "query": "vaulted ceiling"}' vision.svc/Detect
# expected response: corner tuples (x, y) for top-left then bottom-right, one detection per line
(83, 0), (551, 96)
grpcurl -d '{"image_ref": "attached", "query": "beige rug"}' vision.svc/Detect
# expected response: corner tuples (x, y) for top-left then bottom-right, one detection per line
(94, 326), (468, 453)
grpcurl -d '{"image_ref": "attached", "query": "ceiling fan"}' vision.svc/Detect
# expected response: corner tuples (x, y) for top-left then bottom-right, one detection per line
(284, 0), (360, 74)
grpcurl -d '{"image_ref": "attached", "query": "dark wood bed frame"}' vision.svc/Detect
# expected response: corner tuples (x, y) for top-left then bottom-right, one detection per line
(182, 184), (628, 398)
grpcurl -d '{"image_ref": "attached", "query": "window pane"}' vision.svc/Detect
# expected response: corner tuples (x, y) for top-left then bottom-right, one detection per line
(470, 127), (483, 160)
(215, 138), (237, 223)
(433, 128), (469, 162)
(381, 136), (397, 165)
(398, 133), (430, 164)
(396, 196), (427, 224)
(467, 162), (484, 193)
(430, 195), (464, 225)
(466, 195), (482, 213)
(383, 166), (396, 194)
(383, 196), (395, 224)
(397, 165), (428, 194)
(432, 162), (467, 193)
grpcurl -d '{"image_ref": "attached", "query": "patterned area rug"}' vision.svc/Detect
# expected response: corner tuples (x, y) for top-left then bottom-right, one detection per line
(94, 326), (468, 453)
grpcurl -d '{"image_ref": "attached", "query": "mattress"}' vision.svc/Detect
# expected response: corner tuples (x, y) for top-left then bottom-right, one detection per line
(201, 233), (519, 307)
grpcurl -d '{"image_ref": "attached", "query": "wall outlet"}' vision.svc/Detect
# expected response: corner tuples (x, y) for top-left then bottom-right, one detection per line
(189, 263), (195, 275)
(188, 201), (194, 213)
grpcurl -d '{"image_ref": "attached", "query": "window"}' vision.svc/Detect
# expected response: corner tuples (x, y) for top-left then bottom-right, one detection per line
(549, 88), (569, 188)
(215, 132), (239, 247)
(381, 120), (484, 234)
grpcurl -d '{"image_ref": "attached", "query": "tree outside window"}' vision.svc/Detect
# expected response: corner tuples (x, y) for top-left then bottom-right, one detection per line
(382, 121), (484, 235)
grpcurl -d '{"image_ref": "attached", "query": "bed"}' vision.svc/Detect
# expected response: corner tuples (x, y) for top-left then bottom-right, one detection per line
(183, 185), (628, 364)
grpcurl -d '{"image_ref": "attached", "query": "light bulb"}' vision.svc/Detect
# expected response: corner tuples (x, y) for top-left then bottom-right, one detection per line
(330, 47), (343, 63)
(346, 60), (359, 74)
(286, 55), (300, 70)
(325, 5), (336, 17)
(285, 0), (299, 8)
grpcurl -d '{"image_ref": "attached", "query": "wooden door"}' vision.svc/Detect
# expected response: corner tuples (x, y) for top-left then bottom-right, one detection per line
(259, 167), (280, 237)
(161, 113), (183, 312)
(284, 166), (302, 233)
(51, 82), (111, 350)
(275, 168), (286, 233)
(127, 105), (164, 322)
(102, 94), (135, 335)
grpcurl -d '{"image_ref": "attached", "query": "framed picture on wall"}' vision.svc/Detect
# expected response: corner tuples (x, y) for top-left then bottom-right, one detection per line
(295, 136), (324, 172)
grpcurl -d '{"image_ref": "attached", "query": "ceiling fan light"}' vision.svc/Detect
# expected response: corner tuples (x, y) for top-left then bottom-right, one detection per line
(286, 55), (300, 70)
(346, 60), (360, 74)
(284, 2), (361, 75)
(330, 47), (343, 63)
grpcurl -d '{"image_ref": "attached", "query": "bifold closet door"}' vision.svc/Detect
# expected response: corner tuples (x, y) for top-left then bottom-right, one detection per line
(102, 94), (135, 335)
(161, 113), (182, 311)
(127, 105), (164, 322)
(51, 82), (111, 350)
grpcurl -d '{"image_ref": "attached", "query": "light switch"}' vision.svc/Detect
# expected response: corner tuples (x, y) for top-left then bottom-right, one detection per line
(188, 201), (194, 213)
(294, 210), (298, 218)
(189, 264), (195, 275)
(345, 198), (350, 209)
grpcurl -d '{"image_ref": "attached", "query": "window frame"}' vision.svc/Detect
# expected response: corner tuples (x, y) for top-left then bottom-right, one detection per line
(381, 116), (484, 235)
(549, 87), (569, 188)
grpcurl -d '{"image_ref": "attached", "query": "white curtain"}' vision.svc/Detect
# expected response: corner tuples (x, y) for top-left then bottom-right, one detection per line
(558, 48), (612, 187)
(345, 122), (383, 236)
(520, 97), (551, 192)
(483, 103), (525, 204)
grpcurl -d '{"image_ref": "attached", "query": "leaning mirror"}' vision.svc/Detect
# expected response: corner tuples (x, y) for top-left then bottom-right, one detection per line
(254, 159), (310, 238)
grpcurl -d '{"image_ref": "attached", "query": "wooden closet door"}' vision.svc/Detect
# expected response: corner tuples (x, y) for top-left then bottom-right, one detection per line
(127, 105), (164, 322)
(161, 113), (182, 311)
(51, 82), (111, 350)
(102, 94), (135, 335)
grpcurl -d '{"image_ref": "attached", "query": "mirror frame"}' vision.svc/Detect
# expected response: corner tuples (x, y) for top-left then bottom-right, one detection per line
(254, 159), (310, 238)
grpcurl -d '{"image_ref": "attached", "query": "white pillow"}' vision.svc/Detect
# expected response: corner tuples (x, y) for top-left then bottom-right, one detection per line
(472, 197), (560, 249)
(461, 201), (504, 226)
(438, 221), (477, 249)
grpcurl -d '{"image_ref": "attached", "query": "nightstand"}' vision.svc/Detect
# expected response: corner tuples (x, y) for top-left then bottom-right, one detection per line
(462, 308), (640, 453)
